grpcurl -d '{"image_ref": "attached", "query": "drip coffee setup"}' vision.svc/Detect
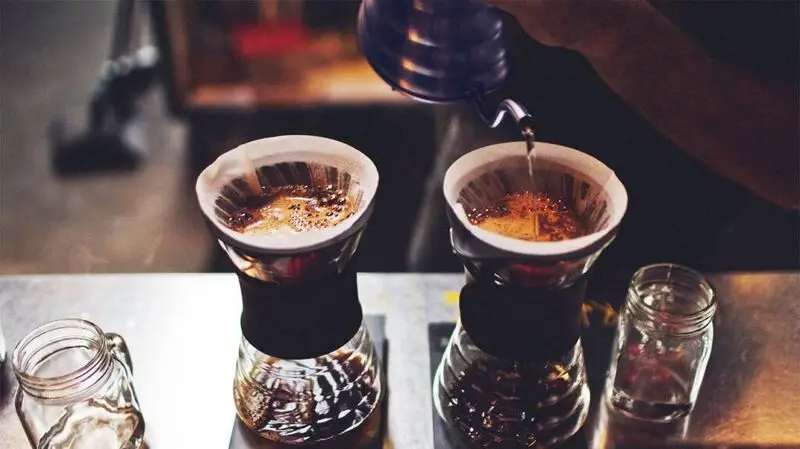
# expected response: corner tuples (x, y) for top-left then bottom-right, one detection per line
(195, 136), (385, 446)
(188, 131), (630, 447)
(433, 142), (627, 447)
(5, 127), (735, 449)
(188, 124), (631, 448)
(356, 5), (631, 444)
(7, 1), (788, 448)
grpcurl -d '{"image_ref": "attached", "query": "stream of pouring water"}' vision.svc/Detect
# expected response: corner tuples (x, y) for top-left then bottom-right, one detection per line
(522, 125), (540, 239)
(523, 126), (536, 182)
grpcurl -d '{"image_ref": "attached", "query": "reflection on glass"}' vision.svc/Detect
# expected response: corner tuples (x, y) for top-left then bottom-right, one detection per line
(589, 395), (689, 449)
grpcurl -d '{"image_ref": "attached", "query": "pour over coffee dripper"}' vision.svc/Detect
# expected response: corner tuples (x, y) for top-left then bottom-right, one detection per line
(433, 142), (628, 447)
(196, 136), (383, 446)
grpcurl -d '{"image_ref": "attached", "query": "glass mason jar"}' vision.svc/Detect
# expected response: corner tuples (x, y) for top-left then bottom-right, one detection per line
(606, 264), (717, 422)
(13, 319), (144, 449)
(234, 322), (383, 446)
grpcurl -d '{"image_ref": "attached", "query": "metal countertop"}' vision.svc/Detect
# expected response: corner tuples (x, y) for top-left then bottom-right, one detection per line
(0, 272), (797, 448)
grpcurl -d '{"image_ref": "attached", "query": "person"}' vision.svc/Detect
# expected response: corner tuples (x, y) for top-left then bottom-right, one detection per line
(408, 0), (799, 283)
(491, 0), (798, 209)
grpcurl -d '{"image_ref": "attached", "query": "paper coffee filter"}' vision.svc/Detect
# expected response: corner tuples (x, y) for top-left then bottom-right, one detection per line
(443, 141), (628, 257)
(196, 135), (379, 253)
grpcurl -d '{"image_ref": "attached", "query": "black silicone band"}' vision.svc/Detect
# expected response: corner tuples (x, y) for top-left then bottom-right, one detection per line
(237, 263), (363, 360)
(459, 278), (587, 362)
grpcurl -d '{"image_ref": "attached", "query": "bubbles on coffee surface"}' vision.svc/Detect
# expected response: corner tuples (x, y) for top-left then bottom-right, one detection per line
(467, 192), (589, 242)
(227, 184), (357, 235)
(234, 349), (381, 446)
(438, 356), (587, 448)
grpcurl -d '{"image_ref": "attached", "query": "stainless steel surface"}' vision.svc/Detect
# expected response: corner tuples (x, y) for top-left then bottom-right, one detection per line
(0, 272), (798, 448)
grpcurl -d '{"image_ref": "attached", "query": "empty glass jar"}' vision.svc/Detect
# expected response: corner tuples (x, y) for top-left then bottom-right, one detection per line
(13, 319), (144, 449)
(606, 264), (717, 422)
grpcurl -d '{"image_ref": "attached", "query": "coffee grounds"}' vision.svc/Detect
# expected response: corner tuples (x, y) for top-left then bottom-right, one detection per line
(466, 192), (589, 242)
(438, 355), (585, 448)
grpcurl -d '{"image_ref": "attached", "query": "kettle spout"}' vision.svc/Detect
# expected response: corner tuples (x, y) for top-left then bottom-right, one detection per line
(479, 98), (534, 130)
(477, 98), (536, 150)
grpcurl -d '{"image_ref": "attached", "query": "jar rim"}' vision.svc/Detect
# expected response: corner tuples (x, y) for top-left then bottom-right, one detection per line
(629, 263), (717, 318)
(12, 318), (108, 389)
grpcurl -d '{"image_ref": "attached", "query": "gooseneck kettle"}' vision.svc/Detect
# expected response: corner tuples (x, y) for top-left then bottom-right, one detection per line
(357, 0), (535, 136)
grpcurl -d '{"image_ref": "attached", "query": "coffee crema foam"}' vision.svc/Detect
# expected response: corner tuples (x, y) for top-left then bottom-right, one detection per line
(227, 185), (357, 235)
(466, 191), (589, 242)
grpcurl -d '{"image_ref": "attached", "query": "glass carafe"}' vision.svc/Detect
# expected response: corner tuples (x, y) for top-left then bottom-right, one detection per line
(234, 322), (383, 445)
(195, 135), (384, 446)
(13, 319), (144, 449)
(223, 241), (385, 446)
(435, 140), (629, 447)
(433, 269), (592, 448)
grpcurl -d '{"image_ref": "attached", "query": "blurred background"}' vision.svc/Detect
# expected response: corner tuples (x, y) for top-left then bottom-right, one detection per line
(0, 0), (796, 276)
(0, 0), (440, 275)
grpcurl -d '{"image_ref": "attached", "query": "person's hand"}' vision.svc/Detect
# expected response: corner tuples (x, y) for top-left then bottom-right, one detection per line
(488, 0), (649, 59)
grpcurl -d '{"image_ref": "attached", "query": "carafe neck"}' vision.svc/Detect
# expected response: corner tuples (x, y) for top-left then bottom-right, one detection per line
(237, 260), (363, 360)
(458, 277), (588, 361)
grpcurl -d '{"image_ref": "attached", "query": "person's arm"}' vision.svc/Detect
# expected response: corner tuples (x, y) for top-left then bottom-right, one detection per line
(492, 0), (799, 209)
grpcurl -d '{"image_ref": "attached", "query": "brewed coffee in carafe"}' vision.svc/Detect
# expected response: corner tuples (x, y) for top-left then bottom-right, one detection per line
(434, 141), (628, 448)
(196, 136), (384, 447)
